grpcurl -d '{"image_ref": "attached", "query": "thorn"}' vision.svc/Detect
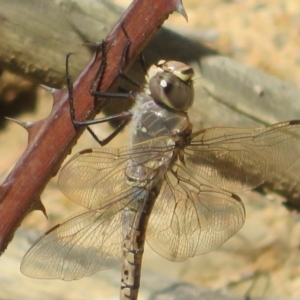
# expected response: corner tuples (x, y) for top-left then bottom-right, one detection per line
(5, 117), (34, 129)
(32, 198), (48, 219)
(176, 0), (188, 22)
(39, 84), (59, 94)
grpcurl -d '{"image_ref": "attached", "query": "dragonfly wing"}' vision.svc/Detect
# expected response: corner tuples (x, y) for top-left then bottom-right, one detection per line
(185, 120), (300, 192)
(22, 136), (175, 280)
(21, 206), (124, 280)
(146, 164), (245, 262)
(59, 136), (175, 210)
(20, 183), (148, 281)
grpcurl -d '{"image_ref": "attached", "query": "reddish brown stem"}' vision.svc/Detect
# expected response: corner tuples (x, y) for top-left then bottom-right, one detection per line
(0, 0), (186, 254)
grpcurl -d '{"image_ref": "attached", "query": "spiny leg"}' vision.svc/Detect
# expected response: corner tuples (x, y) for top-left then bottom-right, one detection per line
(90, 23), (143, 100)
(65, 39), (133, 146)
(65, 24), (149, 146)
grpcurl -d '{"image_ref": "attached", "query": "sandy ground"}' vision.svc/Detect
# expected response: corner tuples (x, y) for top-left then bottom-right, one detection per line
(1, 0), (300, 299)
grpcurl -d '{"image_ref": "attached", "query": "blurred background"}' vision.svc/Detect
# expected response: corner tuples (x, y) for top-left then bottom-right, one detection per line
(1, 0), (300, 299)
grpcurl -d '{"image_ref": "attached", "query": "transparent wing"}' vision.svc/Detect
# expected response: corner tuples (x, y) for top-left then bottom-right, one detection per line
(59, 136), (175, 210)
(146, 164), (245, 262)
(21, 136), (175, 280)
(21, 186), (148, 280)
(185, 120), (300, 192)
(21, 206), (123, 280)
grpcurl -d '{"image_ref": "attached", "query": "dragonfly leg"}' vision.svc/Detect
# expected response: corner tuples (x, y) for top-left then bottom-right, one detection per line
(90, 23), (143, 100)
(116, 23), (143, 89)
(65, 24), (140, 146)
(66, 51), (133, 146)
(85, 111), (132, 146)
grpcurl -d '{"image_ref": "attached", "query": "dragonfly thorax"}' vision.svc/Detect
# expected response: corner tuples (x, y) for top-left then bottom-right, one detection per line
(131, 94), (192, 145)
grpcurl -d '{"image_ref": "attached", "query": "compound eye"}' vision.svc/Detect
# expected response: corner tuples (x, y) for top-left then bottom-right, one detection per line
(149, 72), (194, 111)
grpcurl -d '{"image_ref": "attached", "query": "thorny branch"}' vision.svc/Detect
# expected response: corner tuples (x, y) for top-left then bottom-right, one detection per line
(0, 0), (187, 254)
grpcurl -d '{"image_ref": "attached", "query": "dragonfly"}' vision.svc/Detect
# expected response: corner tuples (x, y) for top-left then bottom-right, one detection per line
(21, 59), (300, 300)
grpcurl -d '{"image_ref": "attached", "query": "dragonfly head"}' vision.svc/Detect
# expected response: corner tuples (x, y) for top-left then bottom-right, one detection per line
(147, 60), (194, 112)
